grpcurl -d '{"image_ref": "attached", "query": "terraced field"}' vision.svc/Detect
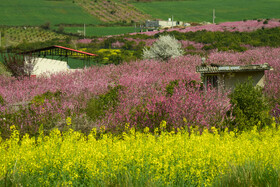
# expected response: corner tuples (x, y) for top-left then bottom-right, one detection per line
(63, 26), (140, 36)
(74, 0), (151, 23)
(0, 27), (66, 47)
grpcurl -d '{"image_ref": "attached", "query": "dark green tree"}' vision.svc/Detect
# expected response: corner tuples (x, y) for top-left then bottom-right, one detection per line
(228, 78), (271, 132)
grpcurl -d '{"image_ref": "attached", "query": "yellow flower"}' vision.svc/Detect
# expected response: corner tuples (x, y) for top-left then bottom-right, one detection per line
(66, 117), (72, 126)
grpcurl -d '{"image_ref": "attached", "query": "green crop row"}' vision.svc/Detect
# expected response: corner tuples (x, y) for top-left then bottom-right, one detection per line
(63, 26), (140, 36)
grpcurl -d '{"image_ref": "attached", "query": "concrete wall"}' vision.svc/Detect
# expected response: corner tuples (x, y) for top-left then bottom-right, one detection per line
(145, 20), (160, 28)
(145, 20), (184, 28)
(223, 71), (265, 90)
(204, 71), (265, 91)
(158, 21), (183, 28)
(30, 58), (70, 76)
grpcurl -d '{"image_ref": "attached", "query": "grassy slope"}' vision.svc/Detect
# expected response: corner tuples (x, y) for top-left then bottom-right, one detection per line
(64, 26), (140, 36)
(0, 0), (100, 26)
(133, 0), (280, 23)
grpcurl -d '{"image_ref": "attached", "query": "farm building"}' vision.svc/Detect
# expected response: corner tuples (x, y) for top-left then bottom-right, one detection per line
(196, 63), (272, 91)
(145, 19), (188, 30)
(21, 45), (97, 76)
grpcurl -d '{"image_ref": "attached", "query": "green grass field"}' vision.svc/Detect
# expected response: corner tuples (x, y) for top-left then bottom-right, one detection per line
(0, 0), (100, 26)
(63, 26), (140, 36)
(133, 0), (280, 23)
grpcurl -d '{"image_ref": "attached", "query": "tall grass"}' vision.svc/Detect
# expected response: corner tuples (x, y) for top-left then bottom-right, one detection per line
(212, 162), (280, 187)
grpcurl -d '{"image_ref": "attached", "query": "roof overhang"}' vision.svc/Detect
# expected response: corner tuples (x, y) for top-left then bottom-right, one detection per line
(20, 45), (97, 57)
(196, 63), (273, 74)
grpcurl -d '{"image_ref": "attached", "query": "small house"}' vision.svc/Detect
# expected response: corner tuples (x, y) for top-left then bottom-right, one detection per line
(145, 19), (185, 31)
(21, 45), (97, 76)
(196, 63), (273, 91)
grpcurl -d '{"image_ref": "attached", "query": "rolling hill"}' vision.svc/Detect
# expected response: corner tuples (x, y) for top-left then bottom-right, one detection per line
(0, 0), (100, 26)
(0, 0), (279, 27)
(0, 0), (279, 38)
(132, 0), (280, 23)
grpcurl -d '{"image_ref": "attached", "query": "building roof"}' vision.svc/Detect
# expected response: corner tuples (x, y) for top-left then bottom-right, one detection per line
(21, 45), (97, 57)
(196, 63), (272, 74)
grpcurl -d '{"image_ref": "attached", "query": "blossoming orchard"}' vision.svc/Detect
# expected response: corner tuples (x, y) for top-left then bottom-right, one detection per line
(0, 20), (280, 186)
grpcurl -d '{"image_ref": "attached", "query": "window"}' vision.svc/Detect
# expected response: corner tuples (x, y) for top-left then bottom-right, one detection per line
(206, 75), (218, 88)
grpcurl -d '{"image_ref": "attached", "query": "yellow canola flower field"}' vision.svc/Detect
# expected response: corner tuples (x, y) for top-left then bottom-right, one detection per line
(1, 122), (280, 186)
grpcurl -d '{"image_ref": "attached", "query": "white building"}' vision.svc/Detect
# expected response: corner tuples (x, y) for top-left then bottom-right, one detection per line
(22, 45), (97, 77)
(29, 58), (70, 76)
(145, 19), (187, 30)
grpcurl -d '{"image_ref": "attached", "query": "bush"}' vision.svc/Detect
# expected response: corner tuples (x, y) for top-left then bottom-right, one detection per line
(86, 85), (123, 121)
(142, 35), (183, 62)
(58, 25), (64, 33)
(40, 22), (51, 30)
(227, 78), (271, 132)
(0, 90), (64, 138)
(165, 80), (179, 96)
(31, 90), (63, 106)
(1, 53), (37, 79)
(0, 95), (4, 105)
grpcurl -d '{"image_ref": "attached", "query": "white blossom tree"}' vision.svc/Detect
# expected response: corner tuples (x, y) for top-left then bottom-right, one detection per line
(143, 35), (183, 62)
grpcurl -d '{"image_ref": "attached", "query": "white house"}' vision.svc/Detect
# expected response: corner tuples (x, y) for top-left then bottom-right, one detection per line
(28, 57), (71, 76)
(145, 19), (186, 30)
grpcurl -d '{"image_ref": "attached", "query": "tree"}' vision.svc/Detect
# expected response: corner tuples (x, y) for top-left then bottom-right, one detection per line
(142, 35), (183, 62)
(40, 22), (51, 30)
(1, 53), (37, 79)
(58, 25), (65, 33)
(227, 78), (271, 132)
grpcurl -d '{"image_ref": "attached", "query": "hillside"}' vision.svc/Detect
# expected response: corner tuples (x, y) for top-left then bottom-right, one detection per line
(0, 27), (66, 47)
(133, 0), (280, 23)
(0, 0), (100, 26)
(75, 0), (151, 23)
(0, 0), (279, 27)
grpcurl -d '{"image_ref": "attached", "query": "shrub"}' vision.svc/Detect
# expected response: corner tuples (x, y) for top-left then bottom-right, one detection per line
(185, 45), (196, 50)
(0, 90), (65, 138)
(31, 90), (63, 106)
(0, 95), (4, 105)
(58, 25), (64, 33)
(227, 78), (271, 132)
(1, 53), (37, 79)
(142, 35), (183, 62)
(86, 85), (123, 121)
(165, 79), (179, 97)
(40, 22), (51, 30)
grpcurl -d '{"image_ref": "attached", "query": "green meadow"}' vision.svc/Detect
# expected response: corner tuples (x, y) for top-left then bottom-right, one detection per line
(63, 26), (140, 36)
(133, 0), (280, 23)
(0, 0), (100, 26)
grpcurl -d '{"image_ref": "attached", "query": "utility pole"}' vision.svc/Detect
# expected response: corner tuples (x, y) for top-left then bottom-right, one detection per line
(84, 24), (86, 39)
(213, 9), (216, 24)
(171, 15), (173, 28)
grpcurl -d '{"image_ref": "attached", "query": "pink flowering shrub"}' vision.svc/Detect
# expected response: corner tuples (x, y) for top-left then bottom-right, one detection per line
(0, 47), (279, 136)
(108, 81), (230, 132)
(132, 20), (280, 36)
